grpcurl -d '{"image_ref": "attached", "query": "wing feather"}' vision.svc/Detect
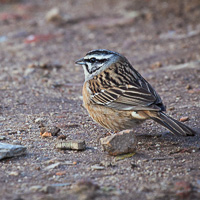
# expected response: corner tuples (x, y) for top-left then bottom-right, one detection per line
(88, 62), (165, 111)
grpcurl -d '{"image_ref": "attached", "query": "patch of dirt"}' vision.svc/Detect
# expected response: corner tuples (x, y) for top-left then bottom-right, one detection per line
(0, 0), (200, 199)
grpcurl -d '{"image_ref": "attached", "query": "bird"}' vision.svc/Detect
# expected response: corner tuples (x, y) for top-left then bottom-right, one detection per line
(75, 49), (195, 136)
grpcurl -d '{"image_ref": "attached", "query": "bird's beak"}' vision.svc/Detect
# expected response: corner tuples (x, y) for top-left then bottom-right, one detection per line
(75, 58), (85, 65)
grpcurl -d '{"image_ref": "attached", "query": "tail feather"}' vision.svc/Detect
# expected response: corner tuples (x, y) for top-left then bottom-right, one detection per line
(149, 112), (195, 136)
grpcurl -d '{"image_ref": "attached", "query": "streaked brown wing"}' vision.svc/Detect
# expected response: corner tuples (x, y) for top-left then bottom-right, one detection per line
(90, 84), (161, 111)
(88, 62), (165, 111)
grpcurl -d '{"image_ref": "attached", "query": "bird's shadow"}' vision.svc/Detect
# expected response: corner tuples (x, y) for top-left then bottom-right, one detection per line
(129, 127), (200, 160)
(136, 127), (200, 149)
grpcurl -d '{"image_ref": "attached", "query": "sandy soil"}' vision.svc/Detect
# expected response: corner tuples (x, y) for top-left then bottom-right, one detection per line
(0, 0), (200, 199)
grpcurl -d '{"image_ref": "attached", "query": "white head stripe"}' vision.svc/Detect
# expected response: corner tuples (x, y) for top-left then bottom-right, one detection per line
(84, 54), (112, 60)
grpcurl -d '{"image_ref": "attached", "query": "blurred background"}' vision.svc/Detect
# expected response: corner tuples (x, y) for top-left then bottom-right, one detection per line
(0, 0), (200, 69)
(0, 0), (200, 199)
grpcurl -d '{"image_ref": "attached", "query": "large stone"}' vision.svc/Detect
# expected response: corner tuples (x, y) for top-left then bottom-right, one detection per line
(100, 130), (136, 156)
(0, 142), (26, 160)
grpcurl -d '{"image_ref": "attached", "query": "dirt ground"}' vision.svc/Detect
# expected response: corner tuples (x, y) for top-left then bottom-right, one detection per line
(0, 0), (200, 199)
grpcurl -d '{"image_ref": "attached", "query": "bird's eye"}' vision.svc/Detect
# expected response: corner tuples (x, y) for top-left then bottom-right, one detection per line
(90, 57), (96, 63)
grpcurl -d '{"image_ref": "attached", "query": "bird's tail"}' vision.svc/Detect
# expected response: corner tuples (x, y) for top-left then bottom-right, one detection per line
(147, 111), (195, 136)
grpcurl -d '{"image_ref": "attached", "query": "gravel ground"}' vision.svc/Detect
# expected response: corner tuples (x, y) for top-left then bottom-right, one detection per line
(0, 0), (200, 199)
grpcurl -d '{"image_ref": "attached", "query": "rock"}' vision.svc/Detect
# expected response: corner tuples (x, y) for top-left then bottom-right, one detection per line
(41, 131), (52, 137)
(12, 140), (21, 145)
(0, 136), (6, 140)
(57, 135), (66, 140)
(179, 116), (189, 122)
(185, 84), (192, 90)
(40, 127), (47, 135)
(130, 162), (138, 169)
(44, 162), (60, 170)
(49, 126), (60, 136)
(45, 7), (64, 24)
(188, 88), (200, 94)
(50, 182), (71, 187)
(29, 185), (55, 193)
(91, 164), (105, 170)
(100, 160), (114, 167)
(40, 185), (55, 194)
(40, 126), (60, 137)
(150, 61), (162, 69)
(41, 132), (52, 137)
(63, 161), (77, 165)
(56, 171), (66, 176)
(24, 68), (35, 76)
(0, 142), (26, 160)
(115, 152), (136, 161)
(168, 106), (175, 111)
(6, 130), (17, 135)
(72, 179), (99, 193)
(29, 185), (42, 192)
(55, 140), (86, 151)
(71, 180), (100, 200)
(100, 130), (136, 156)
(35, 117), (46, 125)
(174, 181), (192, 198)
(65, 123), (80, 128)
(9, 171), (19, 176)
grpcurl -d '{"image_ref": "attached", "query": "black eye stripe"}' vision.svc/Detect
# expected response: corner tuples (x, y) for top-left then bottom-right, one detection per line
(84, 58), (108, 74)
(85, 64), (88, 70)
(98, 59), (107, 63)
(85, 58), (107, 63)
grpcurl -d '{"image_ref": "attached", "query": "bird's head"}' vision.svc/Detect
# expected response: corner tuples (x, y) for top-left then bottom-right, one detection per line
(75, 49), (124, 81)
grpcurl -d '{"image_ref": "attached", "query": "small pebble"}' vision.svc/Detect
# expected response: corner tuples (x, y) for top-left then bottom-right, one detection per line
(56, 171), (66, 176)
(40, 185), (55, 194)
(40, 126), (60, 137)
(91, 164), (105, 170)
(57, 135), (66, 140)
(164, 75), (170, 81)
(50, 183), (71, 187)
(9, 171), (19, 176)
(46, 7), (63, 24)
(168, 106), (175, 111)
(0, 136), (6, 140)
(29, 185), (55, 193)
(41, 132), (52, 137)
(13, 140), (21, 145)
(179, 116), (189, 122)
(72, 179), (99, 193)
(35, 118), (46, 124)
(55, 140), (86, 151)
(150, 61), (162, 69)
(44, 162), (60, 170)
(6, 131), (17, 135)
(29, 185), (42, 192)
(185, 84), (192, 90)
(174, 181), (192, 198)
(49, 126), (60, 136)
